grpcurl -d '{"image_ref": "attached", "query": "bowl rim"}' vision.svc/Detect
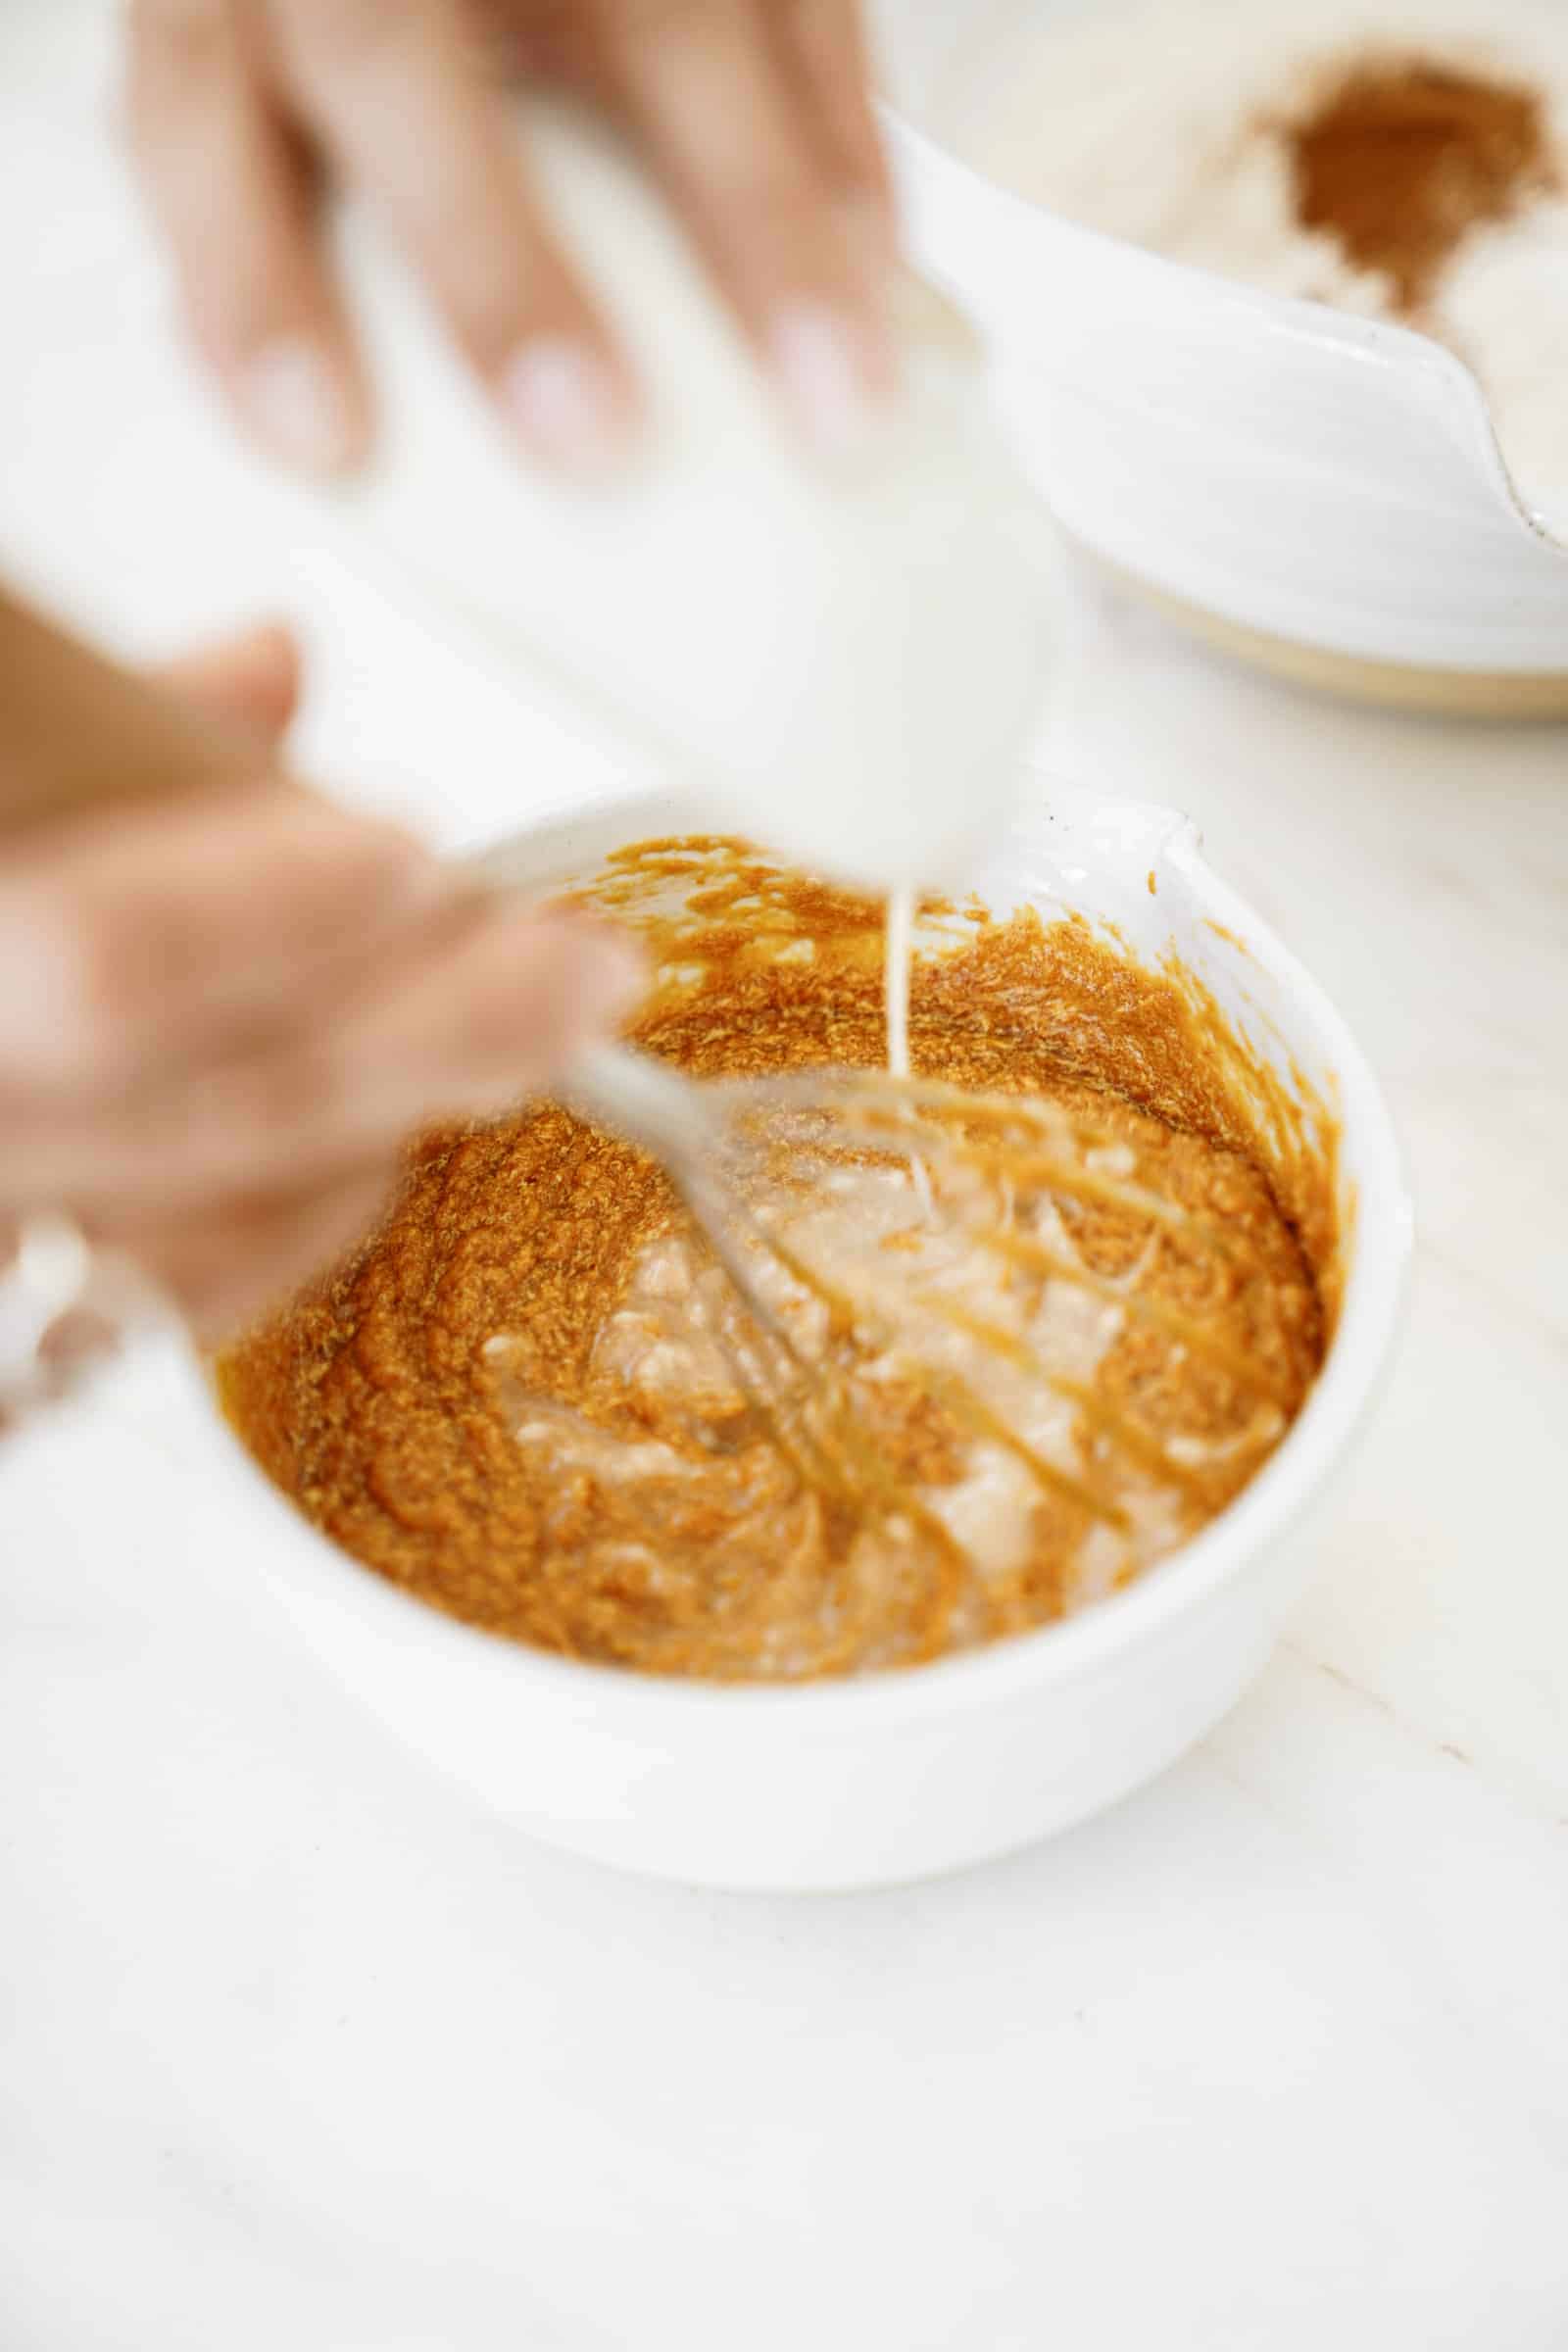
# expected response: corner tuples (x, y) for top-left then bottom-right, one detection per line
(878, 101), (1568, 567)
(190, 778), (1412, 1724)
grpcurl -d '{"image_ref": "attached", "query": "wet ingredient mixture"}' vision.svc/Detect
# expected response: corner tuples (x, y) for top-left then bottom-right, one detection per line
(220, 839), (1336, 1683)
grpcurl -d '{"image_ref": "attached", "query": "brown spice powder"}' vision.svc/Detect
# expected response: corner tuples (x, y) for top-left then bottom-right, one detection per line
(1284, 55), (1558, 312)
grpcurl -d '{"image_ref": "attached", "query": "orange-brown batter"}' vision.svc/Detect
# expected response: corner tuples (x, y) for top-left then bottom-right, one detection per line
(219, 838), (1338, 1682)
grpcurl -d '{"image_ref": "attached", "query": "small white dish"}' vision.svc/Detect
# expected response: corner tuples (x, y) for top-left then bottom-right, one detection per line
(109, 777), (1409, 1891)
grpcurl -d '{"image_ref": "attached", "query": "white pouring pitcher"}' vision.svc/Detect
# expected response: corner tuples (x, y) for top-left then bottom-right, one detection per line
(302, 101), (1056, 894)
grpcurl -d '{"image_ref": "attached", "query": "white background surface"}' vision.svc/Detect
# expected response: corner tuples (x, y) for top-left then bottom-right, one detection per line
(2, 7), (1566, 2347)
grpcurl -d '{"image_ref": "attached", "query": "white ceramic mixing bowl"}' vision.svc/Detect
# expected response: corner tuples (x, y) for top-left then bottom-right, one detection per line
(113, 778), (1408, 1891)
(877, 0), (1568, 711)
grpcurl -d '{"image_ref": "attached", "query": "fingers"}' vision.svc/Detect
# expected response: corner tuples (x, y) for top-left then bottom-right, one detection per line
(125, 0), (370, 474)
(0, 905), (645, 1211)
(605, 0), (893, 454)
(0, 781), (435, 1089)
(272, 0), (634, 471)
(330, 904), (645, 1115)
(105, 1164), (398, 1338)
(157, 621), (303, 742)
(778, 0), (895, 251)
(125, 0), (895, 476)
(102, 903), (642, 1211)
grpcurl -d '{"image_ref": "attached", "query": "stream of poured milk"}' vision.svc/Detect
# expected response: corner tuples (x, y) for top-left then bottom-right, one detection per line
(883, 886), (936, 1218)
(884, 888), (914, 1083)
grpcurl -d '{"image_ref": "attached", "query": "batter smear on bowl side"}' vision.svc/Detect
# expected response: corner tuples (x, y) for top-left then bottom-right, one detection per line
(219, 839), (1340, 1683)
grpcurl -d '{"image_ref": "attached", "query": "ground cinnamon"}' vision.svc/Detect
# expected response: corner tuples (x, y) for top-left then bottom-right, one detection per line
(1285, 55), (1557, 312)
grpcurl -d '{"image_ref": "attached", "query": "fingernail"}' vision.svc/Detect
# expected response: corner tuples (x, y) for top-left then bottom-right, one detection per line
(769, 301), (880, 462)
(554, 929), (648, 1042)
(500, 338), (631, 476)
(238, 338), (357, 476)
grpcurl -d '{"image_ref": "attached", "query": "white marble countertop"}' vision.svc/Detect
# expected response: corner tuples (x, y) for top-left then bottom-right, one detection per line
(1, 8), (1565, 2348)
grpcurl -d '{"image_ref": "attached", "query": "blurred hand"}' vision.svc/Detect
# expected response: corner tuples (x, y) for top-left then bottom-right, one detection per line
(124, 0), (894, 474)
(0, 615), (642, 1356)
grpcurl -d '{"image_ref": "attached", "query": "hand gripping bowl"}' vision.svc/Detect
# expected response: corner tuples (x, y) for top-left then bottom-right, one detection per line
(877, 0), (1568, 715)
(108, 777), (1408, 1891)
